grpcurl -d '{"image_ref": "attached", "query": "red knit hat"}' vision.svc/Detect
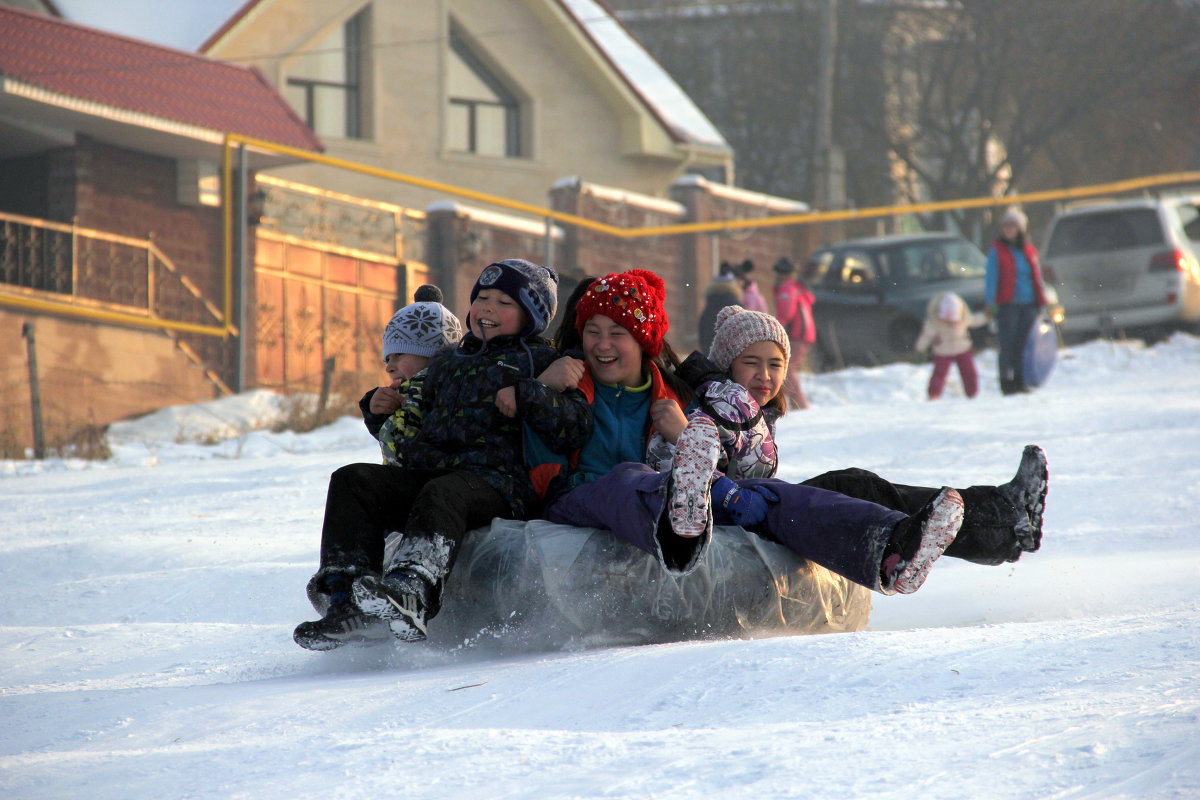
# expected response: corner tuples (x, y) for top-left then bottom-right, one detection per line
(573, 269), (669, 357)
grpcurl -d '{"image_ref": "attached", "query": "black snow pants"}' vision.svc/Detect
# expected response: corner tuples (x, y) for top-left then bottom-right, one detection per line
(802, 468), (1025, 566)
(316, 463), (511, 579)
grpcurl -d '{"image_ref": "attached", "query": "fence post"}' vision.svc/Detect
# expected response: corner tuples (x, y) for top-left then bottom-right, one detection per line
(21, 321), (46, 459)
(318, 356), (336, 416)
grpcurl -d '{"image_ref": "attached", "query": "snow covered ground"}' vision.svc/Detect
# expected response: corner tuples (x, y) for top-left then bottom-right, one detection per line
(2, 336), (1198, 800)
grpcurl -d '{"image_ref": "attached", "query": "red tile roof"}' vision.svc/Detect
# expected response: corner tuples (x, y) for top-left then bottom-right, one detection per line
(0, 6), (322, 151)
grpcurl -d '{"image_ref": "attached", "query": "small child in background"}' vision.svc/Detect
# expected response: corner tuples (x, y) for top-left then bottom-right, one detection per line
(915, 292), (987, 400)
(359, 284), (463, 465)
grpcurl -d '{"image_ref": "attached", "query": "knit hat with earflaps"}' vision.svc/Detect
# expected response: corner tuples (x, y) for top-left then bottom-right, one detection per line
(707, 304), (791, 371)
(469, 258), (559, 337)
(573, 268), (669, 357)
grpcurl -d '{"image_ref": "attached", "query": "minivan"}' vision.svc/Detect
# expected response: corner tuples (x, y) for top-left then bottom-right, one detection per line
(1041, 196), (1200, 340)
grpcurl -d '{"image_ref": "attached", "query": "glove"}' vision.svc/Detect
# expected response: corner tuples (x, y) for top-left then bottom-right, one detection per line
(711, 476), (780, 527)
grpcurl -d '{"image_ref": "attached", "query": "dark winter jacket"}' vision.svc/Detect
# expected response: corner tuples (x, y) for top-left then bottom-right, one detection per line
(401, 331), (592, 518)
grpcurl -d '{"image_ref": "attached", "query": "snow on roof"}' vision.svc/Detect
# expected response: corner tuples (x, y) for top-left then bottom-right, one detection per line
(558, 0), (729, 151)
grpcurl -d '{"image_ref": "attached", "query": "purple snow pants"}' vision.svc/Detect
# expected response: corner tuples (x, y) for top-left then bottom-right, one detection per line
(544, 463), (907, 591)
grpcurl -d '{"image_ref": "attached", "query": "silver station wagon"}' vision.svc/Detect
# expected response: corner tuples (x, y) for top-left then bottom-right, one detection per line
(1041, 195), (1200, 341)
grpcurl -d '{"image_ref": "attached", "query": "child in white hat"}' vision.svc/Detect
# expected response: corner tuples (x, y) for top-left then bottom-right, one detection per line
(914, 291), (987, 400)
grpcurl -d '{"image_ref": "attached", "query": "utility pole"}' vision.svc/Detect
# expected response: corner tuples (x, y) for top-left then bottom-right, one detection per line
(813, 0), (845, 238)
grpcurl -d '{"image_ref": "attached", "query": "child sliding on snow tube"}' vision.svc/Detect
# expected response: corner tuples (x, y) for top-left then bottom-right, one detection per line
(660, 304), (1048, 586)
(527, 271), (964, 593)
(294, 259), (592, 651)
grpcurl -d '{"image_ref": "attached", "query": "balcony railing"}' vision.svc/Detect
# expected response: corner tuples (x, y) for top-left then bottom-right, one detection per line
(0, 211), (230, 336)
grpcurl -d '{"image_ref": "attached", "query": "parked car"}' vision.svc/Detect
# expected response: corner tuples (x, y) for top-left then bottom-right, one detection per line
(1041, 195), (1200, 341)
(802, 233), (993, 369)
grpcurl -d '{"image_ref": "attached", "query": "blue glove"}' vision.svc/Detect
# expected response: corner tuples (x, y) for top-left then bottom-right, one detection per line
(711, 476), (780, 527)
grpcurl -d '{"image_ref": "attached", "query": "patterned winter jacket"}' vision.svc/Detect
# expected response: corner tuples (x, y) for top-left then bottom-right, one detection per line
(400, 332), (592, 518)
(358, 371), (428, 467)
(645, 352), (781, 480)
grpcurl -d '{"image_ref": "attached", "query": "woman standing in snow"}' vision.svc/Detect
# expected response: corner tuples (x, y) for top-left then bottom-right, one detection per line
(986, 209), (1047, 395)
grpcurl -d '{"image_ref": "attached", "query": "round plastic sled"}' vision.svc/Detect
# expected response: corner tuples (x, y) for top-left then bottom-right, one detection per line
(1022, 312), (1059, 388)
(428, 519), (872, 650)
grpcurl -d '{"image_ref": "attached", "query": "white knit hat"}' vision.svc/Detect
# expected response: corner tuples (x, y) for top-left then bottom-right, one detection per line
(382, 298), (463, 361)
(707, 305), (791, 370)
(1001, 208), (1028, 232)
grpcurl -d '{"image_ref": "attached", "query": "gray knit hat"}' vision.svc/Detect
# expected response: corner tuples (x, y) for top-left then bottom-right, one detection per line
(469, 258), (559, 337)
(382, 296), (463, 361)
(707, 304), (791, 370)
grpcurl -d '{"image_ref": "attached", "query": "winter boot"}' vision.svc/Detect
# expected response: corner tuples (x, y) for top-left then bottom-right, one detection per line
(351, 533), (454, 642)
(293, 601), (392, 651)
(881, 487), (964, 595)
(997, 445), (1048, 553)
(667, 415), (721, 538)
(943, 487), (1029, 565)
(352, 570), (434, 642)
(294, 571), (389, 650)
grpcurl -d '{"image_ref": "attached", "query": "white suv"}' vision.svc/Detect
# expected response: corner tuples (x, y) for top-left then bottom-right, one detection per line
(1041, 195), (1200, 340)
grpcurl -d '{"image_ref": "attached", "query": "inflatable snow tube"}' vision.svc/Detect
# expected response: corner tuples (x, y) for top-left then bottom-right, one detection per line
(428, 519), (872, 649)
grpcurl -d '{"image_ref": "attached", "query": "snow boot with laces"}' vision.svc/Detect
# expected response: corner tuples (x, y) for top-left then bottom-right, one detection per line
(352, 570), (434, 642)
(293, 602), (392, 650)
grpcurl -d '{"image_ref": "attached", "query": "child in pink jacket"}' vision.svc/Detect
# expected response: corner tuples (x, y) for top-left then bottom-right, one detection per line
(915, 292), (987, 400)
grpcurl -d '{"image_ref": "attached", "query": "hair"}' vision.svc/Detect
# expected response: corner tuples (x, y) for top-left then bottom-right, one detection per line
(655, 338), (695, 406)
(552, 276), (596, 353)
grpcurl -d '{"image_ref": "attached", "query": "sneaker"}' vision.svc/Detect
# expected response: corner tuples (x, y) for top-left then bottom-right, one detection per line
(998, 445), (1048, 553)
(667, 415), (721, 538)
(352, 571), (432, 642)
(293, 602), (391, 651)
(883, 487), (964, 595)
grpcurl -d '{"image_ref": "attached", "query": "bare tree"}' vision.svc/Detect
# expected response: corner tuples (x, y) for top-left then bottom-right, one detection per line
(864, 0), (1200, 235)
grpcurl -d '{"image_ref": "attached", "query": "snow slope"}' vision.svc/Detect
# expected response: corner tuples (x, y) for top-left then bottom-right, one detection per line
(2, 336), (1198, 799)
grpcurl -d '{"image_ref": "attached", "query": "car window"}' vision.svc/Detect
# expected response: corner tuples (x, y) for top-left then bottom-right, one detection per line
(840, 253), (878, 287)
(876, 240), (984, 284)
(805, 251), (836, 284)
(1171, 202), (1200, 243)
(1045, 209), (1165, 257)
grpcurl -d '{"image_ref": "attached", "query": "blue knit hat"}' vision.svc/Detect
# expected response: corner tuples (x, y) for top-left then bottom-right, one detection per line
(469, 258), (559, 337)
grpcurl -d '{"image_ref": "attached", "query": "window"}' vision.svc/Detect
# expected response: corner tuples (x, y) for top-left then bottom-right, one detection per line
(285, 8), (368, 139)
(447, 28), (521, 157)
(1046, 209), (1165, 257)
